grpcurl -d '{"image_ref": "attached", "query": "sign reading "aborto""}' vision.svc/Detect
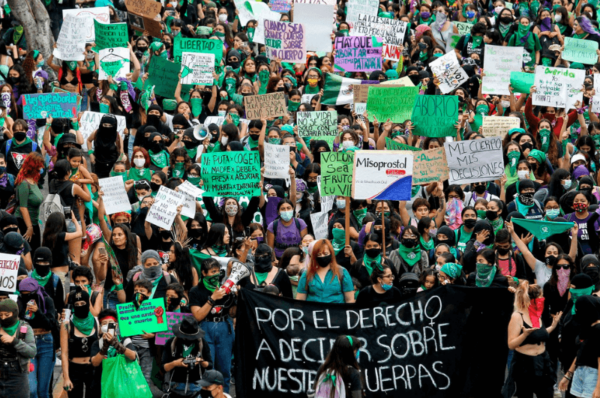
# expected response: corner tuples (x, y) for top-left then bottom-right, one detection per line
(444, 137), (504, 184)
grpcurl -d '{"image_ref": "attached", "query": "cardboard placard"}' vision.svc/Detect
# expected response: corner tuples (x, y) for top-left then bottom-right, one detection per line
(532, 65), (584, 110)
(0, 254), (19, 293)
(93, 21), (128, 52)
(54, 15), (88, 61)
(297, 111), (337, 138)
(264, 143), (291, 179)
(345, 0), (379, 23)
(293, 3), (334, 53)
(321, 151), (353, 197)
(173, 36), (223, 65)
(244, 92), (287, 120)
(481, 116), (521, 138)
(98, 47), (130, 80)
(413, 147), (449, 186)
(62, 7), (110, 42)
(563, 37), (599, 64)
(430, 52), (469, 94)
(350, 14), (407, 46)
(180, 52), (215, 86)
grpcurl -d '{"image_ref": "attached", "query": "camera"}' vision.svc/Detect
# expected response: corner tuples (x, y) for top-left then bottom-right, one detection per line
(183, 356), (197, 370)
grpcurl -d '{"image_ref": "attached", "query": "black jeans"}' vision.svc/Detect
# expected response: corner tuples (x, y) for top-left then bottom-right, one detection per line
(69, 362), (98, 398)
(18, 217), (40, 253)
(0, 359), (29, 398)
(512, 351), (555, 398)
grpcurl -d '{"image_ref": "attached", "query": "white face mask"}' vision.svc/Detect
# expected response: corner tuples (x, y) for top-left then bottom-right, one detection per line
(517, 170), (529, 180)
(134, 158), (145, 168)
(221, 136), (229, 146)
(555, 14), (562, 23)
(342, 140), (354, 149)
(501, 101), (510, 108)
(219, 14), (228, 22)
(170, 1), (177, 7)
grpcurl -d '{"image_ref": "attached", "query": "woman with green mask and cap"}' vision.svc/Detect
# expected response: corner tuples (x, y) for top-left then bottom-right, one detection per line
(528, 148), (551, 184)
(507, 16), (542, 67)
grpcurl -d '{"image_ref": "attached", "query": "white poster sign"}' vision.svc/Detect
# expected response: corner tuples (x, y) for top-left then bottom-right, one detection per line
(181, 52), (215, 86)
(350, 14), (407, 45)
(264, 143), (290, 179)
(99, 176), (131, 215)
(98, 47), (130, 80)
(0, 254), (19, 293)
(317, 175), (334, 213)
(310, 211), (329, 240)
(63, 6), (110, 42)
(482, 45), (523, 95)
(147, 186), (186, 230)
(444, 137), (504, 184)
(54, 15), (88, 61)
(345, 0), (379, 23)
(178, 181), (203, 219)
(293, 3), (334, 52)
(430, 52), (469, 94)
(352, 150), (414, 200)
(532, 65), (585, 110)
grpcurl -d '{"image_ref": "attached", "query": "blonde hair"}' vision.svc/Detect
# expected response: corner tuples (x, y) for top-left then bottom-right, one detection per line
(514, 280), (542, 310)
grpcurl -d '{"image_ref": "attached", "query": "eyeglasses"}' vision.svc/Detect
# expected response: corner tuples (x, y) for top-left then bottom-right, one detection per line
(557, 263), (570, 269)
(383, 274), (394, 280)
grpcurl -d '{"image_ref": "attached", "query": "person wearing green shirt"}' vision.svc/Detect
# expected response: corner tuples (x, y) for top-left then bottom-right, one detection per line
(507, 16), (542, 66)
(15, 154), (44, 252)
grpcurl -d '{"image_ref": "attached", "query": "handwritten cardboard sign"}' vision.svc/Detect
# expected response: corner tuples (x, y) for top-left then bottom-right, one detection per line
(413, 147), (449, 185)
(22, 93), (78, 120)
(201, 151), (261, 198)
(297, 111), (337, 138)
(334, 36), (382, 73)
(411, 95), (458, 138)
(117, 298), (168, 337)
(0, 254), (19, 293)
(264, 143), (290, 179)
(350, 14), (407, 46)
(532, 65), (584, 110)
(481, 116), (521, 138)
(124, 0), (163, 37)
(346, 0), (379, 23)
(146, 186), (186, 230)
(244, 92), (287, 119)
(98, 176), (131, 215)
(321, 152), (353, 197)
(155, 312), (193, 345)
(563, 37), (599, 64)
(264, 20), (306, 62)
(444, 137), (504, 184)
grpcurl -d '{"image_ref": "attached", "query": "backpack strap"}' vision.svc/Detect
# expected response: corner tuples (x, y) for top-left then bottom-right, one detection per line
(273, 219), (278, 237)
(5, 139), (11, 156)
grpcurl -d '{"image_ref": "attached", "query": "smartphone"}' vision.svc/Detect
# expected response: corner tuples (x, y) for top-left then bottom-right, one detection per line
(98, 247), (107, 256)
(63, 206), (71, 218)
(63, 308), (71, 323)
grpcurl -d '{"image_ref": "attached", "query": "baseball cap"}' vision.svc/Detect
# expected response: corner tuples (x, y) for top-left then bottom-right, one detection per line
(199, 370), (225, 387)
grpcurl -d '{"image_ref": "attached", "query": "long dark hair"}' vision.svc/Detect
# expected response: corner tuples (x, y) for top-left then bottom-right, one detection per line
(110, 224), (138, 271)
(168, 242), (194, 291)
(547, 253), (574, 287)
(41, 212), (67, 252)
(221, 197), (244, 233)
(203, 223), (229, 250)
(186, 212), (208, 247)
(315, 335), (362, 398)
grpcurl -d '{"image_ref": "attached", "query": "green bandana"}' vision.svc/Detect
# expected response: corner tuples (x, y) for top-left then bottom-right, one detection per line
(441, 262), (463, 279)
(511, 218), (574, 240)
(491, 217), (504, 234)
(539, 129), (551, 153)
(187, 176), (201, 186)
(475, 104), (489, 115)
(259, 69), (270, 85)
(182, 343), (196, 357)
(13, 26), (23, 45)
(225, 77), (237, 95)
(212, 245), (228, 257)
(363, 252), (382, 276)
(109, 170), (127, 184)
(288, 100), (300, 112)
(353, 208), (367, 225)
(475, 263), (497, 287)
(557, 23), (567, 35)
(268, 137), (281, 145)
(331, 228), (346, 255)
(191, 98), (203, 118)
(31, 269), (52, 287)
(185, 146), (198, 161)
(149, 150), (169, 168)
(419, 51), (428, 61)
(246, 27), (255, 43)
(305, 83), (320, 94)
(528, 149), (546, 166)
(202, 274), (220, 292)
(476, 210), (486, 219)
(248, 135), (259, 149)
(593, 134), (600, 149)
(255, 272), (269, 286)
(100, 103), (110, 114)
(420, 236), (434, 251)
(128, 167), (152, 182)
(172, 162), (185, 178)
(515, 196), (535, 217)
(230, 113), (240, 126)
(507, 150), (520, 174)
(67, 61), (78, 71)
(73, 312), (95, 335)
(571, 286), (594, 314)
(574, 32), (588, 39)
(1, 321), (18, 336)
(472, 36), (483, 47)
(398, 244), (421, 266)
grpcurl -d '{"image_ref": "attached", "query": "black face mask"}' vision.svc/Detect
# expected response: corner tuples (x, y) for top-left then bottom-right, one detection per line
(74, 303), (90, 319)
(584, 267), (600, 282)
(316, 255), (332, 267)
(519, 192), (534, 205)
(150, 182), (161, 192)
(121, 223), (131, 231)
(276, 87), (285, 92)
(365, 248), (382, 258)
(0, 313), (16, 328)
(163, 42), (172, 50)
(3, 227), (18, 234)
(147, 114), (161, 128)
(408, 75), (420, 85)
(499, 16), (513, 24)
(34, 264), (50, 277)
(545, 255), (558, 267)
(529, 162), (538, 172)
(160, 229), (172, 240)
(249, 133), (260, 141)
(20, 293), (34, 303)
(521, 142), (533, 151)
(254, 255), (273, 274)
(13, 132), (26, 142)
(307, 181), (317, 188)
(166, 296), (182, 311)
(137, 46), (148, 53)
(463, 219), (477, 229)
(402, 238), (417, 248)
(473, 184), (486, 194)
(5, 77), (17, 86)
(497, 246), (510, 255)
(486, 210), (499, 221)
(199, 390), (213, 398)
(151, 141), (163, 153)
(189, 228), (203, 239)
(183, 140), (198, 149)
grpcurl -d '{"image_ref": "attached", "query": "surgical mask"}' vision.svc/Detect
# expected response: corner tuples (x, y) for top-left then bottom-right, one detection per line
(517, 170), (529, 180)
(134, 158), (145, 168)
(100, 103), (110, 114)
(554, 14), (562, 23)
(225, 204), (238, 216)
(562, 179), (572, 189)
(219, 14), (228, 22)
(221, 136), (228, 146)
(336, 199), (346, 209)
(546, 209), (560, 219)
(501, 101), (510, 108)
(342, 140), (354, 150)
(381, 283), (393, 291)
(280, 210), (294, 222)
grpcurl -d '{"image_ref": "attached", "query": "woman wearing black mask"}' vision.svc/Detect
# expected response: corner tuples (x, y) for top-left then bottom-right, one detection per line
(167, 242), (198, 295)
(389, 225), (430, 279)
(582, 255), (600, 294)
(87, 114), (121, 178)
(61, 288), (100, 398)
(242, 119), (264, 150)
(465, 181), (500, 207)
(351, 233), (397, 289)
(134, 105), (171, 149)
(303, 163), (321, 206)
(507, 179), (545, 220)
(147, 132), (170, 173)
(186, 212), (208, 250)
(181, 126), (201, 161)
(0, 298), (36, 398)
(30, 246), (65, 317)
(463, 219), (496, 275)
(456, 207), (478, 252)
(405, 66), (421, 86)
(241, 244), (293, 298)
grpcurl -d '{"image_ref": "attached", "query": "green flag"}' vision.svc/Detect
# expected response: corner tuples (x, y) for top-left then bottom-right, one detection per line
(385, 138), (421, 151)
(511, 218), (574, 240)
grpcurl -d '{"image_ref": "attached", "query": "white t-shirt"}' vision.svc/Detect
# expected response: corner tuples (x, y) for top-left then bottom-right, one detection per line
(534, 260), (553, 289)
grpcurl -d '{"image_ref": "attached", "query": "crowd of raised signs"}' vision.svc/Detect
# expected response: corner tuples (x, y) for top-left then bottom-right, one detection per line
(3, 0), (600, 397)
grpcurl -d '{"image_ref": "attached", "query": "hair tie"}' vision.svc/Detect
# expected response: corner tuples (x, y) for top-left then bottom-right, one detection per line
(346, 335), (353, 346)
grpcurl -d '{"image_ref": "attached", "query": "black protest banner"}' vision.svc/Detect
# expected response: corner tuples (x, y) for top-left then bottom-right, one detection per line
(235, 286), (513, 398)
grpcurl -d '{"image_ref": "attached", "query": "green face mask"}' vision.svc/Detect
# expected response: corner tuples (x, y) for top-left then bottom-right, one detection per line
(187, 176), (201, 186)
(353, 208), (367, 225)
(518, 24), (530, 35)
(214, 31), (225, 38)
(100, 103), (110, 114)
(190, 97), (203, 118)
(66, 61), (78, 71)
(259, 69), (270, 83)
(268, 137), (281, 145)
(230, 113), (240, 126)
(476, 210), (486, 219)
(472, 36), (483, 47)
(552, 4), (560, 10)
(339, 29), (349, 36)
(225, 77), (236, 93)
(110, 170), (127, 183)
(288, 100), (300, 112)
(246, 27), (255, 42)
(476, 104), (489, 114)
(332, 228), (345, 241)
(203, 274), (220, 292)
(433, 53), (442, 58)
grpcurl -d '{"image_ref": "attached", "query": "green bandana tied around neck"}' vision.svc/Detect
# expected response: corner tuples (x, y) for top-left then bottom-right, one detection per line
(363, 252), (383, 276)
(109, 170), (127, 184)
(203, 274), (220, 292)
(515, 196), (535, 217)
(499, 22), (512, 37)
(191, 98), (203, 118)
(31, 269), (52, 287)
(255, 272), (269, 286)
(259, 69), (270, 84)
(476, 104), (489, 115)
(182, 343), (196, 357)
(491, 217), (504, 234)
(419, 51), (428, 62)
(172, 162), (185, 178)
(2, 321), (18, 336)
(185, 146), (198, 161)
(67, 61), (78, 71)
(557, 23), (567, 35)
(149, 150), (169, 168)
(507, 151), (520, 174)
(475, 263), (497, 287)
(353, 208), (367, 225)
(571, 286), (594, 314)
(212, 245), (228, 257)
(539, 129), (551, 153)
(305, 83), (320, 94)
(420, 236), (434, 251)
(574, 32), (587, 39)
(73, 312), (95, 335)
(128, 167), (152, 182)
(398, 244), (421, 266)
(476, 210), (487, 219)
(441, 262), (463, 279)
(472, 36), (483, 47)
(331, 228), (346, 255)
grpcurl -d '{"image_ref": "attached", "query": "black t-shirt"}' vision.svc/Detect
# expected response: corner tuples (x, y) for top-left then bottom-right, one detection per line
(50, 232), (69, 268)
(90, 339), (137, 386)
(239, 269), (293, 299)
(576, 323), (600, 369)
(104, 240), (137, 292)
(189, 283), (232, 320)
(160, 337), (213, 383)
(355, 285), (403, 306)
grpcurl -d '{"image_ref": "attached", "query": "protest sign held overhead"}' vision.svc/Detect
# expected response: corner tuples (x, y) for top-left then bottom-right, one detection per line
(334, 36), (383, 73)
(98, 48), (130, 80)
(264, 143), (291, 179)
(510, 71), (535, 94)
(147, 56), (182, 99)
(413, 147), (450, 185)
(411, 95), (458, 138)
(93, 21), (128, 52)
(98, 177), (131, 215)
(63, 7), (110, 42)
(117, 298), (168, 337)
(430, 52), (469, 94)
(244, 92), (287, 119)
(366, 86), (419, 123)
(563, 37), (599, 64)
(22, 93), (78, 120)
(124, 0), (163, 37)
(146, 186), (186, 230)
(264, 20), (306, 62)
(444, 137), (504, 184)
(54, 15), (88, 61)
(482, 45), (523, 95)
(293, 3), (334, 52)
(352, 150), (413, 200)
(180, 52), (215, 86)
(345, 0), (379, 23)
(173, 36), (223, 65)
(532, 66), (584, 110)
(350, 14), (407, 45)
(297, 111), (337, 139)
(201, 151), (261, 198)
(321, 151), (354, 197)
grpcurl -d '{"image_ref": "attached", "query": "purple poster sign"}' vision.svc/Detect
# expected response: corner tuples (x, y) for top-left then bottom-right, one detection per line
(334, 36), (382, 73)
(271, 0), (292, 12)
(155, 312), (193, 345)
(264, 20), (306, 63)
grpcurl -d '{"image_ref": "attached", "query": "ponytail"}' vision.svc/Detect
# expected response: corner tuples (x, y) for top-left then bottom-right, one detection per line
(515, 280), (530, 310)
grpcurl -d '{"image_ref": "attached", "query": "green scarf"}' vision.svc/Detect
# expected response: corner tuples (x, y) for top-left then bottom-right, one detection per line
(305, 84), (320, 94)
(187, 176), (201, 187)
(353, 208), (367, 225)
(397, 244), (421, 266)
(363, 252), (382, 276)
(475, 263), (497, 287)
(491, 217), (504, 234)
(539, 129), (551, 153)
(128, 167), (152, 182)
(13, 26), (23, 45)
(185, 146), (198, 161)
(31, 269), (52, 287)
(514, 24), (536, 50)
(182, 343), (196, 357)
(1, 321), (18, 336)
(420, 236), (434, 251)
(109, 170), (127, 184)
(557, 23), (567, 34)
(212, 245), (228, 257)
(288, 100), (300, 112)
(331, 228), (346, 255)
(12, 137), (32, 148)
(472, 35), (483, 48)
(149, 149), (169, 168)
(499, 23), (512, 37)
(190, 98), (203, 118)
(255, 272), (269, 285)
(574, 32), (588, 39)
(202, 274), (220, 292)
(248, 135), (259, 149)
(515, 196), (534, 217)
(172, 162), (185, 178)
(73, 313), (95, 335)
(571, 286), (594, 314)
(507, 151), (520, 174)
(419, 51), (428, 62)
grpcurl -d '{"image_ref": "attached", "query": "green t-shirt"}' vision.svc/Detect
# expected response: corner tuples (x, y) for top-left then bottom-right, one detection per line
(15, 181), (44, 223)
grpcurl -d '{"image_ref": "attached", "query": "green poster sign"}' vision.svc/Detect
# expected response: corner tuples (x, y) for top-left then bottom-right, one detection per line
(321, 151), (353, 197)
(563, 37), (599, 65)
(385, 138), (421, 151)
(93, 21), (128, 52)
(146, 56), (182, 99)
(455, 22), (473, 36)
(201, 151), (261, 197)
(412, 95), (458, 138)
(510, 71), (535, 94)
(366, 86), (419, 123)
(173, 36), (223, 65)
(116, 298), (168, 337)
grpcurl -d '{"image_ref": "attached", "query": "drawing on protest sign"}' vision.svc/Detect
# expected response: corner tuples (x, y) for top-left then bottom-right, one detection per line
(128, 13), (145, 30)
(352, 150), (413, 200)
(173, 36), (223, 65)
(482, 45), (523, 95)
(412, 95), (458, 138)
(310, 211), (329, 240)
(155, 312), (193, 345)
(0, 254), (19, 293)
(117, 298), (168, 337)
(98, 48), (130, 80)
(180, 52), (215, 86)
(124, 0), (163, 37)
(385, 138), (421, 151)
(98, 177), (131, 215)
(54, 15), (88, 61)
(345, 0), (379, 23)
(413, 148), (449, 186)
(532, 66), (584, 110)
(321, 152), (353, 197)
(235, 287), (513, 398)
(563, 37), (599, 64)
(147, 56), (182, 99)
(79, 112), (126, 150)
(297, 111), (338, 139)
(454, 22), (473, 36)
(293, 3), (334, 52)
(177, 181), (203, 219)
(93, 21), (128, 52)
(264, 20), (306, 62)
(366, 86), (418, 123)
(510, 71), (535, 94)
(22, 93), (78, 120)
(334, 36), (382, 73)
(446, 34), (462, 53)
(481, 116), (521, 138)
(201, 151), (261, 198)
(63, 7), (110, 42)
(430, 52), (469, 94)
(271, 0), (292, 12)
(350, 14), (407, 45)
(444, 137), (504, 184)
(264, 143), (291, 179)
(146, 186), (186, 230)
(244, 92), (287, 119)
